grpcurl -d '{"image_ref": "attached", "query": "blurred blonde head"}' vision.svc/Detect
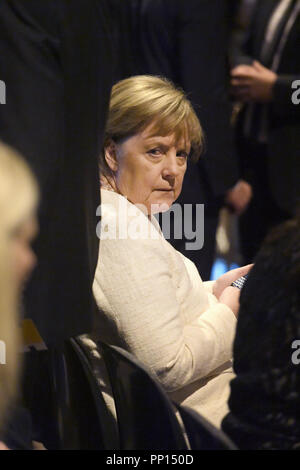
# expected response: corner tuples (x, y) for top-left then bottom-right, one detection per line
(100, 75), (204, 178)
(0, 142), (38, 431)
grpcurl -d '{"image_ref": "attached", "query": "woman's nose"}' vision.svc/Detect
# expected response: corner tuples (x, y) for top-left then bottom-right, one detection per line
(162, 152), (180, 178)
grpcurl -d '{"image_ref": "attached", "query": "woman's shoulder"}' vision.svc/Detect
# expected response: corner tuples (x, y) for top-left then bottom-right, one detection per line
(98, 188), (163, 242)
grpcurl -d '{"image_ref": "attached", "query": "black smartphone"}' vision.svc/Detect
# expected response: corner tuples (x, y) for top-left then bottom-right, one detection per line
(231, 273), (249, 289)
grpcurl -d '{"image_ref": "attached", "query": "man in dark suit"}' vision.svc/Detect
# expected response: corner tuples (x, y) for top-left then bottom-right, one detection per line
(135, 0), (252, 280)
(231, 0), (300, 262)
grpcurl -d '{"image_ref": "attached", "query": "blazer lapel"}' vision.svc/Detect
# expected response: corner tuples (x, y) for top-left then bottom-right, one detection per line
(253, 0), (281, 56)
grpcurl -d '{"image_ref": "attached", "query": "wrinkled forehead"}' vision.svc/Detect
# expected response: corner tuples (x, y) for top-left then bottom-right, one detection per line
(141, 120), (191, 150)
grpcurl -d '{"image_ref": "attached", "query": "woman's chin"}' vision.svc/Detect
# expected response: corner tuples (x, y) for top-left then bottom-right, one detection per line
(149, 200), (174, 214)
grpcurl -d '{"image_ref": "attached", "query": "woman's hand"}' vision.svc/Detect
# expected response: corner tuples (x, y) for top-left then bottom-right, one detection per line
(219, 286), (241, 318)
(213, 264), (253, 300)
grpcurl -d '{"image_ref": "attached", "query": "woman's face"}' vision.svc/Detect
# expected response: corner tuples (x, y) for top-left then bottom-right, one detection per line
(11, 215), (38, 292)
(105, 123), (190, 214)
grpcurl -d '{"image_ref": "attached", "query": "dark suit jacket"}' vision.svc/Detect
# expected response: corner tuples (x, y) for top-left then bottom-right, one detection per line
(109, 0), (141, 82)
(236, 0), (300, 213)
(0, 0), (114, 344)
(133, 0), (239, 205)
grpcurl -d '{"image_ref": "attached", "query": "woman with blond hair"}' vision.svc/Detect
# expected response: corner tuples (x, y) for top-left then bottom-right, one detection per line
(83, 75), (252, 429)
(0, 142), (39, 448)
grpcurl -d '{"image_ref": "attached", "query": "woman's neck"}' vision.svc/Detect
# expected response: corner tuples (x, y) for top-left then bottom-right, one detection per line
(100, 175), (154, 220)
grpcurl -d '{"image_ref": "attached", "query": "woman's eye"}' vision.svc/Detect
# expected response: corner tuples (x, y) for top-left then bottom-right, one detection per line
(177, 152), (188, 159)
(147, 148), (162, 157)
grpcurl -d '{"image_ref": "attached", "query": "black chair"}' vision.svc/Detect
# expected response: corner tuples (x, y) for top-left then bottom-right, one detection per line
(99, 342), (188, 450)
(175, 405), (238, 450)
(22, 339), (119, 449)
(41, 338), (118, 449)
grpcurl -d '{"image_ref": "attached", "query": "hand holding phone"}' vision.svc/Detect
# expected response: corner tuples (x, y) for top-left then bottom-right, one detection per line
(231, 274), (249, 289)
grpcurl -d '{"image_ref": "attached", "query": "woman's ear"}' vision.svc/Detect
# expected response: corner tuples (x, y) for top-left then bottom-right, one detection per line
(104, 140), (118, 172)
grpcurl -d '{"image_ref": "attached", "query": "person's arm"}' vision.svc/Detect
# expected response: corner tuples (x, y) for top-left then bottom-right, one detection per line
(231, 63), (300, 113)
(94, 235), (236, 392)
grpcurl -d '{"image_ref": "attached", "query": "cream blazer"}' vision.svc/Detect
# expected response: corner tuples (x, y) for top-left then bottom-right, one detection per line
(85, 189), (237, 429)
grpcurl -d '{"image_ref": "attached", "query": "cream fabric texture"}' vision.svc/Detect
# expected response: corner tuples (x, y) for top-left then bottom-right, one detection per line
(87, 189), (237, 428)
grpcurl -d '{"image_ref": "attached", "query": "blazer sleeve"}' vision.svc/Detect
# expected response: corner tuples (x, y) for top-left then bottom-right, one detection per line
(94, 235), (236, 392)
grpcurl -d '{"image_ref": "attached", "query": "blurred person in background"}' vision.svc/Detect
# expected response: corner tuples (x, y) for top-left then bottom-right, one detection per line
(231, 0), (300, 263)
(0, 142), (39, 449)
(222, 214), (300, 449)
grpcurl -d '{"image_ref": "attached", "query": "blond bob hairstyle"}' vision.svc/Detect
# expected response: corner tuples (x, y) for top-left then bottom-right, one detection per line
(0, 142), (39, 431)
(100, 75), (204, 177)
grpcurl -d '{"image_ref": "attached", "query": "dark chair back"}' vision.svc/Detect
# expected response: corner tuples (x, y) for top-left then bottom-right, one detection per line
(99, 342), (188, 450)
(175, 405), (238, 450)
(48, 338), (119, 449)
